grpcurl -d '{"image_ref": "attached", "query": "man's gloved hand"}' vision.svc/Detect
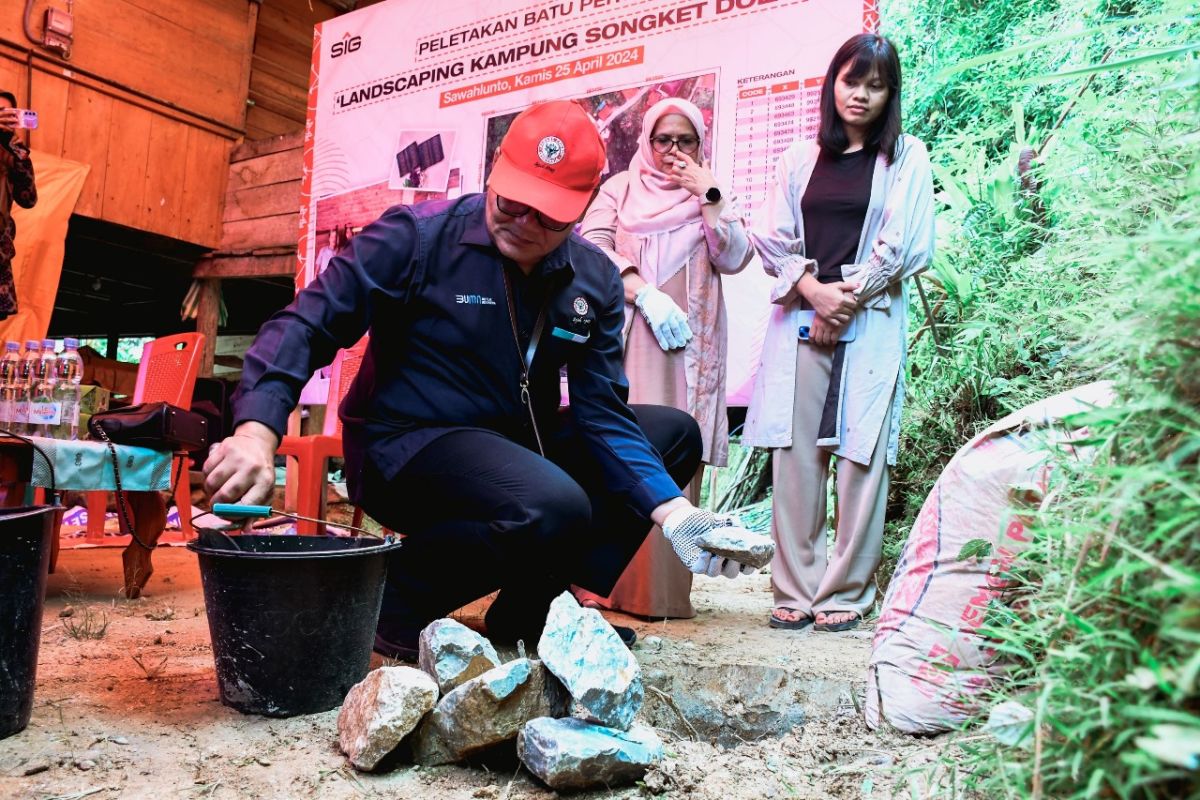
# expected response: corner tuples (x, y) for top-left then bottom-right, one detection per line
(634, 285), (693, 351)
(662, 507), (756, 578)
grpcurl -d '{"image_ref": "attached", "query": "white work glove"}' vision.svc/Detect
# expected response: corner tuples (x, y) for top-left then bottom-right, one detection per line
(634, 285), (693, 351)
(662, 507), (757, 579)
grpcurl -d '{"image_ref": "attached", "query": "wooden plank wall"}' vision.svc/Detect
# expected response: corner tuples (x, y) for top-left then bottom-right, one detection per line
(0, 0), (261, 247)
(193, 131), (303, 374)
(246, 0), (339, 141)
(217, 131), (304, 256)
(2, 0), (254, 129)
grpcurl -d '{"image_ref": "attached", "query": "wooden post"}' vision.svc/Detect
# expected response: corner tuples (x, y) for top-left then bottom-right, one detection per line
(238, 1), (262, 132)
(195, 278), (221, 377)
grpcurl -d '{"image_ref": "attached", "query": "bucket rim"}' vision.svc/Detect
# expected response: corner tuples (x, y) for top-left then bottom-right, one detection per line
(0, 505), (59, 521)
(186, 536), (402, 559)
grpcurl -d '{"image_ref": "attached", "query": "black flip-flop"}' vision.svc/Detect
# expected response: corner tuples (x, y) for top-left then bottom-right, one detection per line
(813, 613), (861, 632)
(613, 625), (637, 649)
(373, 629), (420, 662)
(373, 633), (420, 662)
(768, 608), (813, 630)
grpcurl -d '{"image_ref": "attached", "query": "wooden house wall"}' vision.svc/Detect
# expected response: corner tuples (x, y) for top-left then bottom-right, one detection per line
(0, 0), (260, 247)
(0, 0), (343, 250)
(246, 0), (339, 141)
(217, 131), (304, 257)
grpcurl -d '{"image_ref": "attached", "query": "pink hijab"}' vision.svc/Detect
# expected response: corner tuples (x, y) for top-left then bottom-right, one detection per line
(614, 97), (707, 286)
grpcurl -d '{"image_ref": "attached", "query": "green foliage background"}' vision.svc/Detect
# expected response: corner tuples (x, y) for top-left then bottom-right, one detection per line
(873, 0), (1199, 795)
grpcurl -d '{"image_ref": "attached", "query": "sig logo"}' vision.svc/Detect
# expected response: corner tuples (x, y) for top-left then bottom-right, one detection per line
(331, 32), (362, 59)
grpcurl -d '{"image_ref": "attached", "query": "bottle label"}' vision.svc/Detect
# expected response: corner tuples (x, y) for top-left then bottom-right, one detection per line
(30, 400), (62, 425)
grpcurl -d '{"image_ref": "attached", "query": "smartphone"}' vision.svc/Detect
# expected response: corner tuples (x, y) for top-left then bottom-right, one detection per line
(14, 109), (38, 130)
(798, 310), (857, 342)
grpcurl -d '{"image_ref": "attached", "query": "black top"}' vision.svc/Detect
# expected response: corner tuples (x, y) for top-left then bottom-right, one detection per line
(233, 193), (682, 515)
(800, 147), (875, 304)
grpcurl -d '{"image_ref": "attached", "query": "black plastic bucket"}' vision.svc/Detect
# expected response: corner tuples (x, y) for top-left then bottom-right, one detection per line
(0, 505), (58, 740)
(188, 533), (401, 717)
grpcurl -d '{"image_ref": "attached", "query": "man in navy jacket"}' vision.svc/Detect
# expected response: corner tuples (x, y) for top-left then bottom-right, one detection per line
(204, 101), (756, 657)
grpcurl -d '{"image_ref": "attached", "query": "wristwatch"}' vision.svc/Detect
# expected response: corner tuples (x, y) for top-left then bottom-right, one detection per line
(703, 186), (722, 205)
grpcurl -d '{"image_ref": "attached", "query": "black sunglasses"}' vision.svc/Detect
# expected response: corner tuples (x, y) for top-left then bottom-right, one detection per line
(495, 195), (575, 232)
(649, 135), (701, 155)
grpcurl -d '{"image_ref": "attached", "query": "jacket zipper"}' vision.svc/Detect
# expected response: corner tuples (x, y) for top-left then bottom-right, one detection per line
(501, 267), (547, 457)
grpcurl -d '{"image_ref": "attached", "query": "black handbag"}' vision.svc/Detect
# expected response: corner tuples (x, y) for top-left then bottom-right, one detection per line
(88, 401), (209, 452)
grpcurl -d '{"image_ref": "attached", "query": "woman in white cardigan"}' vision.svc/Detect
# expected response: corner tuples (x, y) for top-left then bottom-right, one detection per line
(745, 34), (935, 632)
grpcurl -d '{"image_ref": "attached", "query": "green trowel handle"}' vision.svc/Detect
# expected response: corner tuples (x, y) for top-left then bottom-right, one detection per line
(212, 503), (274, 519)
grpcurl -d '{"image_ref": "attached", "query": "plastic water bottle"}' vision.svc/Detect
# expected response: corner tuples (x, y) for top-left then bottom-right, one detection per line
(0, 342), (20, 431)
(31, 339), (60, 436)
(55, 337), (84, 440)
(15, 340), (41, 435)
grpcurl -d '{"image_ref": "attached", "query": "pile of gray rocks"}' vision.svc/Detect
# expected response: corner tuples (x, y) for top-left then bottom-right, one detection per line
(337, 592), (663, 791)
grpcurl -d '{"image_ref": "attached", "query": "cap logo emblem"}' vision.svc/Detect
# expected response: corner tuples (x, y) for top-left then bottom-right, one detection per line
(538, 136), (565, 165)
(573, 296), (589, 315)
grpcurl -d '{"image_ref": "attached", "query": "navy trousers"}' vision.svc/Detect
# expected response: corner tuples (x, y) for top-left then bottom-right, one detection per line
(356, 404), (701, 646)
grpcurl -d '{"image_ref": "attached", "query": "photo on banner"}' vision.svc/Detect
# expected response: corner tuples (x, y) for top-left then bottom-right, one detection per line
(300, 0), (875, 402)
(388, 129), (459, 192)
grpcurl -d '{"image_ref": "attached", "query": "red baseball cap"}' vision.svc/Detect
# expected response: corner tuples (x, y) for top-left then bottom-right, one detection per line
(487, 100), (606, 223)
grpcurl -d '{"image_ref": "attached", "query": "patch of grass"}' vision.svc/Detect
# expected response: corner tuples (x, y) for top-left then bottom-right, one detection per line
(130, 651), (169, 680)
(144, 606), (177, 621)
(62, 606), (110, 640)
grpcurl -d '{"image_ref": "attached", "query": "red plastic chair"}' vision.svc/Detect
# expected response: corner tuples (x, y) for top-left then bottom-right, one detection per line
(85, 333), (205, 542)
(277, 338), (367, 535)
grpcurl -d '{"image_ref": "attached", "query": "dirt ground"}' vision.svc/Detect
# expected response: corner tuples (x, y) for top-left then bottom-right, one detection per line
(0, 546), (949, 800)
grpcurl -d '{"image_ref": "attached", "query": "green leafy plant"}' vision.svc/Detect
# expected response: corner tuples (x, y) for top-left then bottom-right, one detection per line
(879, 0), (1199, 795)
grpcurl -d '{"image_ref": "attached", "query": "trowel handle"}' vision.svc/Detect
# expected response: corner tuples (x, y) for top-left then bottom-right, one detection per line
(212, 503), (274, 519)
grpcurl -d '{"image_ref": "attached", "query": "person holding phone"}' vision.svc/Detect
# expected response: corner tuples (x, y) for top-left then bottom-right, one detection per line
(744, 35), (935, 632)
(0, 91), (37, 321)
(578, 97), (753, 619)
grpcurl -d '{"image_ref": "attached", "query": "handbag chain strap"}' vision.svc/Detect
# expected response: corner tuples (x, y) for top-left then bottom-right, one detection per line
(93, 425), (155, 551)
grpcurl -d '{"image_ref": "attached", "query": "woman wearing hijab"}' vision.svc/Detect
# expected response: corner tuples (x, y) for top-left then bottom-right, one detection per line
(745, 34), (935, 632)
(578, 96), (753, 619)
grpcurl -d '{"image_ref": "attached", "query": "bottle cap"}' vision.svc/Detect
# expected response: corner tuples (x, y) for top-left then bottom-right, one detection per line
(41, 339), (54, 349)
(25, 340), (39, 350)
(63, 337), (78, 349)
(5, 341), (18, 351)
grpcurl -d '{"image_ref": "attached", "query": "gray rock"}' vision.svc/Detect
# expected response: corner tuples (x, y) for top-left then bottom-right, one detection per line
(410, 658), (569, 765)
(517, 717), (663, 791)
(337, 666), (439, 771)
(697, 527), (775, 568)
(537, 592), (643, 730)
(985, 700), (1035, 748)
(639, 662), (814, 747)
(418, 618), (501, 694)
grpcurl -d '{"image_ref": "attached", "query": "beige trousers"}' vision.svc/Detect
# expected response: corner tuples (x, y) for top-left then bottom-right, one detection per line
(770, 341), (891, 617)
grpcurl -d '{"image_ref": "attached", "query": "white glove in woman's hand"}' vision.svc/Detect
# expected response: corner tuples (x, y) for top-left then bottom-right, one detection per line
(634, 285), (693, 351)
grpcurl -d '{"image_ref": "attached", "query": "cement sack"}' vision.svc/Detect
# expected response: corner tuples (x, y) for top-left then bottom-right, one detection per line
(865, 382), (1113, 734)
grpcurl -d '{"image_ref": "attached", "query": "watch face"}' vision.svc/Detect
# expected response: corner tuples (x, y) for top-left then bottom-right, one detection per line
(705, 187), (722, 203)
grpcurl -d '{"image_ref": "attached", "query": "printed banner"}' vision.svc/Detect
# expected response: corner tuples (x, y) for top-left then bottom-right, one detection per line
(301, 0), (874, 403)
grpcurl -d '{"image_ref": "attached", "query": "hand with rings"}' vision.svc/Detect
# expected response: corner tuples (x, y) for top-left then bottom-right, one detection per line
(664, 150), (719, 201)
